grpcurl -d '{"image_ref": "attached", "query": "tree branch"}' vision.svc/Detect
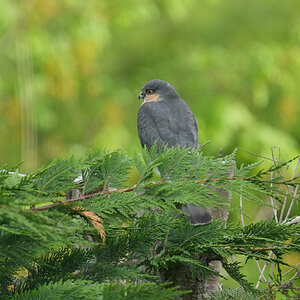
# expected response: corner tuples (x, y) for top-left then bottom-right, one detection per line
(30, 175), (298, 212)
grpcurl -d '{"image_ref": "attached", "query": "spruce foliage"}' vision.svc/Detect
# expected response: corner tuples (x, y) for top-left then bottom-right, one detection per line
(0, 146), (299, 299)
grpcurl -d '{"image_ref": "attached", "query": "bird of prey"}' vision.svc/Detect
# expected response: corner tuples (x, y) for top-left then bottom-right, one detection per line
(137, 79), (211, 225)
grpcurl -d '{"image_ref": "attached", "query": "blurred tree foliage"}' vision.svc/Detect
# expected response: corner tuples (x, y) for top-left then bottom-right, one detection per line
(0, 0), (299, 170)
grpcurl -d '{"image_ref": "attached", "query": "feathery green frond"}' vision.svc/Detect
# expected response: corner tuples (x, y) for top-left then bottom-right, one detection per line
(1, 147), (298, 299)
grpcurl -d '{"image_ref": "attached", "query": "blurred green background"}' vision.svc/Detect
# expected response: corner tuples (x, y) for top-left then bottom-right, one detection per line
(1, 0), (299, 171)
(0, 0), (299, 291)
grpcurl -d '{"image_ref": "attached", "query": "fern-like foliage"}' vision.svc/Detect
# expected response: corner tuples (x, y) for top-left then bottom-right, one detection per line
(13, 280), (187, 300)
(0, 146), (299, 299)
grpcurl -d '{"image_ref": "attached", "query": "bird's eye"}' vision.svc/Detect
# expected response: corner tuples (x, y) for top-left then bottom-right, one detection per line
(146, 89), (153, 95)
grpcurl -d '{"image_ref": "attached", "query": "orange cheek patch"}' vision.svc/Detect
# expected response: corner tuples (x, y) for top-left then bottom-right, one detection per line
(145, 93), (162, 102)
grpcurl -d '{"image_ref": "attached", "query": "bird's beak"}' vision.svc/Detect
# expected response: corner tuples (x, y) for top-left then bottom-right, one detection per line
(138, 92), (145, 100)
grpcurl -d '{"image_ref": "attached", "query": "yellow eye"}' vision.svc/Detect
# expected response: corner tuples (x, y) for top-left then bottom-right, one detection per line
(146, 89), (153, 95)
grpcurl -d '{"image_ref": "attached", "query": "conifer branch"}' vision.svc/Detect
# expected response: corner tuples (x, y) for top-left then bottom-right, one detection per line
(2, 147), (299, 299)
(30, 175), (298, 211)
(224, 246), (295, 253)
(30, 186), (136, 211)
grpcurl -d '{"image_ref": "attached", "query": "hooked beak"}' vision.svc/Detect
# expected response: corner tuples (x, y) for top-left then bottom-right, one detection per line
(138, 92), (145, 100)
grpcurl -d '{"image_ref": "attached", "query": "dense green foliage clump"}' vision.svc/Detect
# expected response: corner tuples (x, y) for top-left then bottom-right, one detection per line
(0, 147), (299, 299)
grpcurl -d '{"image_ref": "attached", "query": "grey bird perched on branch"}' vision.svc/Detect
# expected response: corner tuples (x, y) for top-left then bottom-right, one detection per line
(137, 79), (211, 225)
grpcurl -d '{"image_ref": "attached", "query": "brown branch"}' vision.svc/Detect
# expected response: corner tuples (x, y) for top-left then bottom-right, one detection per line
(30, 176), (239, 212)
(30, 186), (136, 211)
(224, 246), (291, 252)
(30, 174), (296, 212)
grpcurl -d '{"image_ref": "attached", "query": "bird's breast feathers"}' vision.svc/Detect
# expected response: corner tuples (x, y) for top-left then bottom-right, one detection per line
(138, 99), (198, 148)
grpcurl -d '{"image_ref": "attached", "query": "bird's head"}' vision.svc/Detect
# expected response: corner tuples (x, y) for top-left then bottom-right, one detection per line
(138, 79), (179, 103)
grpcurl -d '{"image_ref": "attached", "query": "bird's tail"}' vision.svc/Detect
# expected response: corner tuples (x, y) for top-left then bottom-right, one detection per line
(182, 204), (212, 226)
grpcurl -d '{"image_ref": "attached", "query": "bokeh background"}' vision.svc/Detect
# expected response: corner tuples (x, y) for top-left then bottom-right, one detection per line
(1, 0), (299, 290)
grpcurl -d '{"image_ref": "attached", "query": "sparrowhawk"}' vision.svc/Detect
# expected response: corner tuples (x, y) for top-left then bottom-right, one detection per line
(137, 79), (211, 225)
